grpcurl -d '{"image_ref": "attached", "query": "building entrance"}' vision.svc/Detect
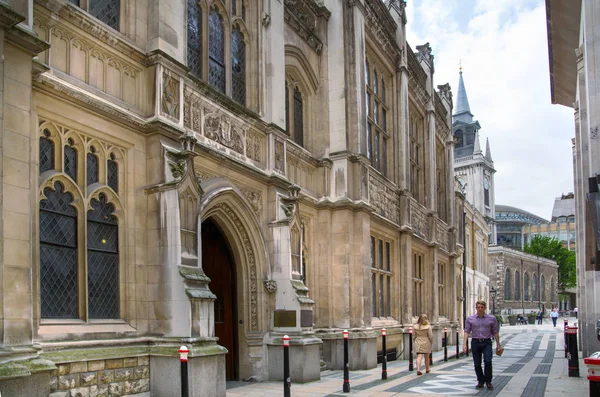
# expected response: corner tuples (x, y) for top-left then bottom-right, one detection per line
(202, 218), (238, 380)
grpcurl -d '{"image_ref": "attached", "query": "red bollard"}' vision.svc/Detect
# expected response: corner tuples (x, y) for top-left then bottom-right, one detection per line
(584, 353), (600, 397)
(381, 328), (387, 380)
(408, 327), (414, 371)
(179, 346), (189, 397)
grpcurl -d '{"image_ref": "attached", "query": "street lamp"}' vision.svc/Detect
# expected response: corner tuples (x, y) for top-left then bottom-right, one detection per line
(490, 287), (497, 315)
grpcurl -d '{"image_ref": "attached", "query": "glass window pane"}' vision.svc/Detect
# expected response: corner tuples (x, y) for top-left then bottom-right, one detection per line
(209, 9), (226, 93)
(370, 236), (375, 268)
(187, 0), (202, 77)
(232, 27), (246, 105)
(89, 0), (120, 31)
(382, 137), (387, 176)
(232, 0), (236, 15)
(381, 78), (386, 102)
(87, 153), (99, 185)
(107, 159), (118, 193)
(40, 136), (55, 174)
(374, 130), (380, 170)
(285, 82), (290, 133)
(373, 69), (378, 95)
(379, 274), (383, 317)
(367, 123), (373, 161)
(372, 273), (376, 316)
(385, 242), (390, 271)
(386, 276), (391, 317)
(64, 145), (77, 181)
(293, 87), (304, 146)
(365, 61), (370, 86)
(378, 239), (383, 269)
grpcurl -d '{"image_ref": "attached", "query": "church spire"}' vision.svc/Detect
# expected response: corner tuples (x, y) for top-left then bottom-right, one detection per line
(454, 69), (474, 123)
(485, 138), (493, 161)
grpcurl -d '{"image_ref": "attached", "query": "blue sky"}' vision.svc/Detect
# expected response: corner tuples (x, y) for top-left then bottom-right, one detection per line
(405, 0), (575, 220)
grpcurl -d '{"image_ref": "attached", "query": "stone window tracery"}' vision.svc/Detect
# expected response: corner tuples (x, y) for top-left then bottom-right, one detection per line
(412, 251), (423, 316)
(410, 112), (424, 203)
(39, 131), (55, 174)
(284, 78), (305, 147)
(371, 237), (392, 318)
(87, 150), (99, 185)
(365, 56), (389, 176)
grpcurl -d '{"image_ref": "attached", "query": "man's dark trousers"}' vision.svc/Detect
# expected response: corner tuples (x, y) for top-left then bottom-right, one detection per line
(471, 339), (493, 383)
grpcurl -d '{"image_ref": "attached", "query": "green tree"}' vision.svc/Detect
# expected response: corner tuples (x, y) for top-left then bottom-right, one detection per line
(523, 235), (576, 291)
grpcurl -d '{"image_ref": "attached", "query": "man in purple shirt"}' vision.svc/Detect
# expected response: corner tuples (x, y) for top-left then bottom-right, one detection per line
(463, 300), (501, 390)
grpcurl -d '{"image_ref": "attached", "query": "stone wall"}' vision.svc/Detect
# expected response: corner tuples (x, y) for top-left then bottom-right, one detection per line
(49, 357), (149, 397)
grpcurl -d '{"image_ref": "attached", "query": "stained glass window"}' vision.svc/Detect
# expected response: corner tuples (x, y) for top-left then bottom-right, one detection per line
(232, 0), (237, 16)
(209, 9), (225, 93)
(87, 193), (119, 319)
(40, 135), (54, 174)
(64, 144), (77, 181)
(187, 0), (202, 78)
(89, 0), (120, 31)
(87, 152), (99, 185)
(40, 182), (78, 319)
(108, 158), (118, 193)
(293, 87), (303, 147)
(232, 27), (246, 105)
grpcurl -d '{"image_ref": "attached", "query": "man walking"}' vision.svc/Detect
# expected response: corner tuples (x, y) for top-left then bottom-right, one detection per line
(550, 308), (559, 327)
(463, 300), (501, 390)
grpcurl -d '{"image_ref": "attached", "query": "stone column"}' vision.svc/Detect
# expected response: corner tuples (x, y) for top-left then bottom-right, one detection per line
(147, 0), (186, 62)
(263, 0), (286, 127)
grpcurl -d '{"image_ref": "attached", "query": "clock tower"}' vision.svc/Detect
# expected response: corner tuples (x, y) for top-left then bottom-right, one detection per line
(453, 68), (497, 243)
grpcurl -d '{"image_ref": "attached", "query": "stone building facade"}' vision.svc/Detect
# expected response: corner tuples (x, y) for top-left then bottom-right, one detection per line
(0, 1), (462, 396)
(488, 246), (558, 315)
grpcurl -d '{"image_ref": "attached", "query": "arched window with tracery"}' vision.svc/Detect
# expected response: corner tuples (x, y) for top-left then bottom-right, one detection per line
(231, 26), (246, 105)
(209, 8), (226, 93)
(107, 154), (119, 193)
(293, 87), (304, 146)
(187, 0), (203, 78)
(284, 79), (304, 147)
(40, 130), (55, 173)
(87, 193), (119, 319)
(64, 139), (78, 181)
(87, 149), (99, 185)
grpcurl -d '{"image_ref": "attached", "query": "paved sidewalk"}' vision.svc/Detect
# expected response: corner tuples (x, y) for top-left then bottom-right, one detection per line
(226, 318), (591, 396)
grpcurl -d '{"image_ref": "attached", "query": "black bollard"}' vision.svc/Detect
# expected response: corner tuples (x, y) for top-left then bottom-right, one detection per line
(178, 346), (189, 397)
(381, 328), (387, 380)
(456, 329), (460, 359)
(283, 335), (291, 397)
(343, 329), (350, 392)
(564, 318), (569, 358)
(444, 327), (448, 362)
(430, 353), (433, 366)
(408, 327), (414, 371)
(584, 355), (600, 397)
(566, 326), (580, 377)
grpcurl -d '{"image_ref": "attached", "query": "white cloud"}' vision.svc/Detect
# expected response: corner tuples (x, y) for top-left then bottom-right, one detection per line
(406, 0), (574, 219)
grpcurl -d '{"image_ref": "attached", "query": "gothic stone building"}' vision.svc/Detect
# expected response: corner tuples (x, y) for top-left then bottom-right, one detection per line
(0, 1), (462, 396)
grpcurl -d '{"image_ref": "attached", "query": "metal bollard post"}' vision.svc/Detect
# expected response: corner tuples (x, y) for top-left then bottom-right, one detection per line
(381, 328), (387, 380)
(408, 327), (414, 371)
(564, 318), (569, 358)
(343, 330), (350, 393)
(584, 353), (600, 397)
(444, 328), (448, 362)
(178, 346), (189, 397)
(283, 335), (291, 397)
(456, 329), (460, 359)
(429, 352), (433, 367)
(566, 326), (580, 377)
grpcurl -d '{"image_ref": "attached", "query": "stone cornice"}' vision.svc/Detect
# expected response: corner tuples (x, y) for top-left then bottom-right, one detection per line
(283, 0), (325, 55)
(0, 1), (24, 29)
(0, 2), (49, 56)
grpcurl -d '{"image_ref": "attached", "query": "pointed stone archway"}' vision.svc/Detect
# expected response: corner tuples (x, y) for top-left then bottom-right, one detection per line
(199, 178), (271, 381)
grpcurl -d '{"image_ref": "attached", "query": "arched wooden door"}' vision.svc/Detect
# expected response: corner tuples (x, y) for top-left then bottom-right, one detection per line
(201, 218), (238, 380)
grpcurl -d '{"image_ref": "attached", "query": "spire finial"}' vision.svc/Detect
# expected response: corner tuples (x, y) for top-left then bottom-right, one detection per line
(459, 59), (463, 73)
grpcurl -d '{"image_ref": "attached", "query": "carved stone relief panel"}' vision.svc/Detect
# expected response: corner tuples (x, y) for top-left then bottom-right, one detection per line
(204, 113), (245, 154)
(369, 174), (399, 224)
(241, 188), (263, 216)
(246, 130), (264, 163)
(274, 139), (285, 174)
(410, 200), (428, 239)
(179, 187), (199, 257)
(436, 219), (449, 251)
(162, 72), (180, 119)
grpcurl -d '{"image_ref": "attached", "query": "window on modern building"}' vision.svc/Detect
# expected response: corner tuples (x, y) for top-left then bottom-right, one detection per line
(524, 273), (530, 301)
(365, 58), (389, 176)
(69, 0), (121, 31)
(413, 252), (423, 316)
(187, 0), (202, 78)
(515, 270), (521, 301)
(231, 26), (246, 105)
(505, 269), (511, 300)
(284, 80), (305, 147)
(371, 237), (392, 318)
(409, 114), (424, 203)
(39, 126), (122, 321)
(209, 7), (226, 94)
(438, 262), (447, 316)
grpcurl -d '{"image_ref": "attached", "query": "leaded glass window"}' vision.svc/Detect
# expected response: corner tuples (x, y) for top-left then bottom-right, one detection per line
(40, 182), (78, 319)
(365, 56), (389, 175)
(187, 0), (202, 78)
(87, 193), (119, 319)
(242, 0), (246, 20)
(232, 27), (246, 105)
(87, 152), (99, 185)
(40, 135), (55, 174)
(89, 0), (120, 31)
(232, 0), (237, 15)
(108, 158), (118, 193)
(64, 143), (77, 181)
(209, 9), (226, 93)
(293, 87), (303, 146)
(68, 0), (80, 6)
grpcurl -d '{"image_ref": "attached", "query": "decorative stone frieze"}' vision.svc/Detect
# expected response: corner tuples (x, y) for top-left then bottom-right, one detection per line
(274, 139), (285, 173)
(410, 200), (429, 239)
(204, 113), (245, 154)
(368, 173), (399, 224)
(436, 220), (449, 251)
(363, 0), (401, 65)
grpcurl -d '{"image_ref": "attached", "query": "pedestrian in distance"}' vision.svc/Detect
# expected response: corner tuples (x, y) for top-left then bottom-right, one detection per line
(413, 314), (433, 376)
(463, 300), (502, 390)
(550, 308), (559, 327)
(537, 309), (543, 325)
(574, 306), (578, 319)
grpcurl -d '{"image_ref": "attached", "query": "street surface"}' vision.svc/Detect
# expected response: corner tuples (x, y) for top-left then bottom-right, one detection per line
(225, 317), (590, 396)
